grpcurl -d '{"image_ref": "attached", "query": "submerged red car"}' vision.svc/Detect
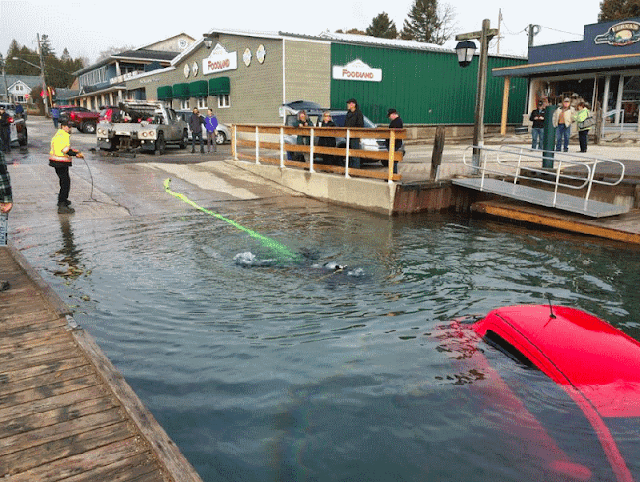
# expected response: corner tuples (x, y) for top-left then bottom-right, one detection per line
(438, 305), (640, 482)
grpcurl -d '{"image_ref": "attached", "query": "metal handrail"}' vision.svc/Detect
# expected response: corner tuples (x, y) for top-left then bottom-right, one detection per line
(462, 145), (625, 210)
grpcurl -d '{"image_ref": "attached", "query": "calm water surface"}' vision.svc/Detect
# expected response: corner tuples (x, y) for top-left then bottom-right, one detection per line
(14, 200), (640, 481)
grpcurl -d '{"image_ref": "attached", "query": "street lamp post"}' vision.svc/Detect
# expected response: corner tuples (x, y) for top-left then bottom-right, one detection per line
(37, 34), (50, 117)
(455, 19), (499, 167)
(0, 54), (9, 103)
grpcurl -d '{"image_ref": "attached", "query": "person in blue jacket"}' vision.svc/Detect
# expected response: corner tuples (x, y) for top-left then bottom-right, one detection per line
(204, 109), (218, 153)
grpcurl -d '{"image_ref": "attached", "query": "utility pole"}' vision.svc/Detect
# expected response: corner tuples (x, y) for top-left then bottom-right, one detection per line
(496, 9), (502, 54)
(528, 24), (541, 48)
(37, 33), (50, 117)
(456, 19), (500, 167)
(0, 54), (9, 103)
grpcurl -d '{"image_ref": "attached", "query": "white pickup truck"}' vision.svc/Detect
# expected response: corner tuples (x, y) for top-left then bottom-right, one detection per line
(96, 101), (188, 155)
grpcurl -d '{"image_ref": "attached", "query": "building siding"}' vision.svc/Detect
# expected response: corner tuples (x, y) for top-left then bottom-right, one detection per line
(283, 39), (331, 109)
(330, 43), (527, 125)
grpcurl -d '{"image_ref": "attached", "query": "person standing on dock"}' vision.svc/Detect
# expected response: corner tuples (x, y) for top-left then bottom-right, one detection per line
(345, 98), (364, 169)
(49, 121), (83, 214)
(553, 98), (574, 153)
(529, 101), (546, 150)
(1, 150), (13, 289)
(575, 102), (592, 153)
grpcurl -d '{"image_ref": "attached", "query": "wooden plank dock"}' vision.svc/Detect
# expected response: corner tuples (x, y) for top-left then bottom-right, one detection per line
(472, 199), (640, 245)
(0, 246), (203, 482)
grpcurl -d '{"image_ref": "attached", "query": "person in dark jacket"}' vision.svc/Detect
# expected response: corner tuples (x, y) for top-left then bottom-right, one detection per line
(318, 111), (337, 165)
(1, 150), (12, 288)
(529, 101), (546, 150)
(293, 110), (313, 162)
(189, 107), (205, 153)
(0, 106), (11, 153)
(344, 98), (364, 168)
(386, 108), (403, 174)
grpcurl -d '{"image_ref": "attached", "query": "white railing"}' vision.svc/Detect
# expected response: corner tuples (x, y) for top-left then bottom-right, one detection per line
(462, 145), (625, 210)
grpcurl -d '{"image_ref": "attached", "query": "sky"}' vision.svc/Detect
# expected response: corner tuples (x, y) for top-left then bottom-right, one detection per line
(1, 0), (602, 65)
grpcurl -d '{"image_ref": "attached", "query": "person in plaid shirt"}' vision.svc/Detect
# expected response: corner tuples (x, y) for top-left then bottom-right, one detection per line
(0, 150), (12, 291)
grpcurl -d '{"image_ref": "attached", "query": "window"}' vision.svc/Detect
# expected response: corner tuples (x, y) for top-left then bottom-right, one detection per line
(180, 99), (189, 110)
(218, 94), (230, 109)
(197, 97), (207, 109)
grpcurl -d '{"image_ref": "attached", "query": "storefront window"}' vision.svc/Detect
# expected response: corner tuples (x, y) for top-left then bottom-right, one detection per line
(180, 99), (189, 110)
(197, 97), (208, 109)
(218, 94), (230, 109)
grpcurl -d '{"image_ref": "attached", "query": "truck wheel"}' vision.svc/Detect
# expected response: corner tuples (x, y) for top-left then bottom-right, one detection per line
(155, 133), (166, 155)
(82, 122), (96, 134)
(179, 129), (188, 149)
(215, 131), (226, 145)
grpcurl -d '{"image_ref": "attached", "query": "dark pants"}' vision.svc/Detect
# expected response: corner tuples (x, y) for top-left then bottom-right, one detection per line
(348, 138), (360, 168)
(53, 118), (59, 129)
(54, 165), (71, 205)
(192, 132), (204, 152)
(555, 124), (570, 152)
(578, 130), (588, 153)
(0, 127), (10, 152)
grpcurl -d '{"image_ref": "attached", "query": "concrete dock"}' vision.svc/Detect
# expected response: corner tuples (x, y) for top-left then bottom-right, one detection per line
(0, 246), (202, 482)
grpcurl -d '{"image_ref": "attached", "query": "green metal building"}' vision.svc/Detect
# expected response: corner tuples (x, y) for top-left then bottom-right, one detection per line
(324, 32), (528, 125)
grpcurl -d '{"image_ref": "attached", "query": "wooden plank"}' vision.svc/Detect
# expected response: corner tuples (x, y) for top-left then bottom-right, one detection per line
(472, 201), (640, 244)
(2, 438), (144, 482)
(0, 385), (106, 423)
(57, 452), (166, 482)
(0, 344), (84, 375)
(0, 374), (101, 409)
(0, 362), (93, 399)
(0, 396), (118, 439)
(73, 328), (202, 482)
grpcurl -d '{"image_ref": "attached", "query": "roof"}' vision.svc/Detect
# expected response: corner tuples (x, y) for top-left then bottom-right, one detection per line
(0, 75), (43, 96)
(473, 305), (640, 417)
(493, 52), (640, 77)
(110, 49), (177, 62)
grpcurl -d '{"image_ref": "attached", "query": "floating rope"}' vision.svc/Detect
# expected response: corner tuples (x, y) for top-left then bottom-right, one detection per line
(163, 178), (300, 262)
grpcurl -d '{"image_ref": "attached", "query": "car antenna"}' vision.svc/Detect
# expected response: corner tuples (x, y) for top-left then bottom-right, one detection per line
(546, 293), (556, 319)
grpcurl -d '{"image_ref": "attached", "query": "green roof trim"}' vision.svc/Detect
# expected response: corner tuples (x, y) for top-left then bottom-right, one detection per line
(173, 83), (190, 99)
(208, 76), (230, 95)
(189, 80), (208, 97)
(157, 85), (173, 100)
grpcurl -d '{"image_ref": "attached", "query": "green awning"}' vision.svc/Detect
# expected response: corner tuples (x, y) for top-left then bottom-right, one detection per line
(157, 85), (173, 100)
(173, 83), (190, 99)
(208, 76), (230, 95)
(189, 80), (208, 97)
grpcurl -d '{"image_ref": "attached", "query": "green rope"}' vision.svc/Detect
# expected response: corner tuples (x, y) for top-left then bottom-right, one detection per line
(163, 178), (300, 262)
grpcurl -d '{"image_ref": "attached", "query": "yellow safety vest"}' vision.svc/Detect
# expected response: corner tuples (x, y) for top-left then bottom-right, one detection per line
(49, 129), (71, 163)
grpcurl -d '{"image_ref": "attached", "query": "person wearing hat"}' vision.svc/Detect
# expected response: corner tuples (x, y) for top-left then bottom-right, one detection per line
(529, 101), (546, 150)
(386, 108), (403, 174)
(344, 98), (364, 168)
(49, 121), (84, 214)
(552, 98), (574, 152)
(0, 106), (11, 153)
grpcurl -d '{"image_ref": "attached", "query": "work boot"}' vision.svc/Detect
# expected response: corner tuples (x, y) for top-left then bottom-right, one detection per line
(0, 280), (9, 292)
(191, 148), (195, 153)
(58, 204), (75, 214)
(200, 148), (205, 154)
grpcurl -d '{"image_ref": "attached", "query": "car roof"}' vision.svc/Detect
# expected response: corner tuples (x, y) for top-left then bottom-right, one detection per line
(472, 305), (640, 417)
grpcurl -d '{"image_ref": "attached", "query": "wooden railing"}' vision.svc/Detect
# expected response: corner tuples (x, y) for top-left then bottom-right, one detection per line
(231, 124), (406, 183)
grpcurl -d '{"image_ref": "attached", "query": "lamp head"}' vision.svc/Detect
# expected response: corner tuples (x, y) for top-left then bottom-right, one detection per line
(455, 40), (476, 68)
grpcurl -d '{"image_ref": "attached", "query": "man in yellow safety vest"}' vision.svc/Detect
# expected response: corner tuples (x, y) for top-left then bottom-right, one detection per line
(49, 121), (83, 214)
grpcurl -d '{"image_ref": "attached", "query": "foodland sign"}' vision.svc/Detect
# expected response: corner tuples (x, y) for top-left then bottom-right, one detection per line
(332, 59), (382, 82)
(203, 43), (238, 75)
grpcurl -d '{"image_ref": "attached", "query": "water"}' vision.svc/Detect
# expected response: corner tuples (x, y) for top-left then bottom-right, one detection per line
(13, 201), (640, 481)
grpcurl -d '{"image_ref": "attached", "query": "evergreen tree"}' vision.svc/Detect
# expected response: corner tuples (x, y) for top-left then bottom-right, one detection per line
(599, 0), (640, 21)
(400, 0), (455, 45)
(366, 12), (399, 39)
(39, 34), (55, 57)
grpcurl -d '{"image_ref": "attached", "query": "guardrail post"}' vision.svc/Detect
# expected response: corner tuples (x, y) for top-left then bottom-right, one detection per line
(255, 126), (260, 164)
(388, 130), (395, 183)
(309, 128), (315, 173)
(279, 127), (285, 168)
(345, 130), (351, 178)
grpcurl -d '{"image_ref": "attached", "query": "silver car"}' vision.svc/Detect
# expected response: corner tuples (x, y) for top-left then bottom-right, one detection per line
(0, 103), (28, 147)
(175, 110), (230, 145)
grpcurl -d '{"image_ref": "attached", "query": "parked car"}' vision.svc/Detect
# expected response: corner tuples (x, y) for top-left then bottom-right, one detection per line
(58, 105), (100, 134)
(281, 100), (403, 166)
(175, 110), (231, 145)
(437, 304), (640, 482)
(0, 102), (28, 147)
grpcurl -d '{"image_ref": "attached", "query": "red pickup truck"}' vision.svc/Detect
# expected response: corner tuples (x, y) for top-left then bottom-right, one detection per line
(58, 106), (100, 134)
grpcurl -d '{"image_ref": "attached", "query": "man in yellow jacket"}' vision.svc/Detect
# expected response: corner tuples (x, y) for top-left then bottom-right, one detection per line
(49, 121), (83, 214)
